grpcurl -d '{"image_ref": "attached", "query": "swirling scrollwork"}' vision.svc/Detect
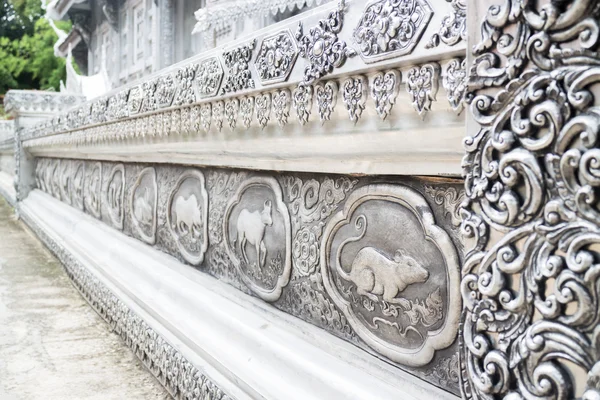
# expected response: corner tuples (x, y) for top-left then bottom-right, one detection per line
(462, 1), (600, 399)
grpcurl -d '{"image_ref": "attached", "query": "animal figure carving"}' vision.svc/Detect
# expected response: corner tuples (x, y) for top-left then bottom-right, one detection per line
(133, 187), (154, 225)
(336, 214), (429, 304)
(107, 176), (123, 212)
(173, 194), (203, 239)
(73, 167), (84, 202)
(235, 200), (273, 268)
(88, 171), (100, 210)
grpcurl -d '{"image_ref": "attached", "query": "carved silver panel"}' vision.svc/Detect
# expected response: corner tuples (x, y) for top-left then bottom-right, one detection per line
(221, 40), (256, 94)
(295, 0), (356, 85)
(156, 74), (176, 108)
(321, 184), (460, 366)
(195, 57), (224, 99)
(106, 164), (125, 231)
(353, 0), (433, 63)
(130, 167), (158, 245)
(167, 170), (209, 265)
(223, 177), (292, 302)
(174, 65), (197, 106)
(84, 162), (102, 219)
(128, 86), (144, 116)
(255, 30), (298, 85)
(461, 1), (600, 399)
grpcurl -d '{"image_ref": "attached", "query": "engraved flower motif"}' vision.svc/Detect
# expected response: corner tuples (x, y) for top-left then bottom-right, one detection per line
(293, 227), (319, 276)
(354, 0), (432, 61)
(371, 2), (403, 51)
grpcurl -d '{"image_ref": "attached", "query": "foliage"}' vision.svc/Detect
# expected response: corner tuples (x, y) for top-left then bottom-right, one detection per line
(0, 0), (70, 95)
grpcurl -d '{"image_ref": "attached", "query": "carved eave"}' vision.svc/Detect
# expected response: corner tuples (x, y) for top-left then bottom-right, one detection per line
(46, 0), (89, 21)
(55, 29), (82, 57)
(23, 0), (468, 177)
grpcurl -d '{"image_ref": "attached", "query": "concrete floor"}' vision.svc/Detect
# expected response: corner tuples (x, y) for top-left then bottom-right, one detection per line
(0, 197), (170, 400)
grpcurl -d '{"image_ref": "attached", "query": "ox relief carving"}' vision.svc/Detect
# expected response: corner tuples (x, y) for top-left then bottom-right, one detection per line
(321, 184), (460, 366)
(84, 162), (102, 218)
(224, 177), (292, 302)
(130, 167), (158, 245)
(167, 170), (209, 265)
(461, 1), (600, 399)
(71, 161), (85, 211)
(106, 164), (125, 231)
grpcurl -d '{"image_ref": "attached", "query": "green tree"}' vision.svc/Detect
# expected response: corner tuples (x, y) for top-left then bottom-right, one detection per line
(0, 0), (69, 95)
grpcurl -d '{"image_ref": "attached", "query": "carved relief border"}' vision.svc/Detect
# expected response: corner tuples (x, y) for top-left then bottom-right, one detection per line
(33, 157), (466, 395)
(22, 0), (467, 148)
(461, 0), (600, 399)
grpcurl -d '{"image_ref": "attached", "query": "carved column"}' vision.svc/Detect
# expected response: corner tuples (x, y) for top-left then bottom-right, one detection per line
(461, 0), (600, 399)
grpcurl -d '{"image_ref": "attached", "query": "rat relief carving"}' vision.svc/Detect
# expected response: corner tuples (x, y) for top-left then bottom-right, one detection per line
(224, 177), (292, 302)
(167, 170), (209, 265)
(321, 184), (460, 366)
(130, 167), (158, 245)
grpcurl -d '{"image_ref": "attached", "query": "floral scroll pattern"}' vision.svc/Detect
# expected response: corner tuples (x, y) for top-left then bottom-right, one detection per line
(295, 0), (356, 85)
(353, 0), (433, 63)
(461, 1), (600, 399)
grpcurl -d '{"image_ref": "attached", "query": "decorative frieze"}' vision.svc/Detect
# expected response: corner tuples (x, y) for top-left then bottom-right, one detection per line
(34, 157), (464, 395)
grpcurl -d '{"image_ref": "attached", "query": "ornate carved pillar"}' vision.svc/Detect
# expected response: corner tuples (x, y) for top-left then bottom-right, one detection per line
(461, 0), (600, 399)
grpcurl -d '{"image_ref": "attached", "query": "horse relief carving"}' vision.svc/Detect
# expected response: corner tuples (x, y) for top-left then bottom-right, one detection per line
(167, 170), (208, 265)
(236, 200), (272, 268)
(106, 164), (125, 230)
(321, 184), (460, 367)
(224, 177), (291, 302)
(130, 167), (158, 245)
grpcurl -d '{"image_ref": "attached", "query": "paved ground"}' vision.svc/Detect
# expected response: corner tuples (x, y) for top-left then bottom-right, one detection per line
(0, 197), (170, 400)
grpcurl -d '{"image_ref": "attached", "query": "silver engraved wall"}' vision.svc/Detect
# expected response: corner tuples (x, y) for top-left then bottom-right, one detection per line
(461, 0), (600, 399)
(34, 157), (464, 395)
